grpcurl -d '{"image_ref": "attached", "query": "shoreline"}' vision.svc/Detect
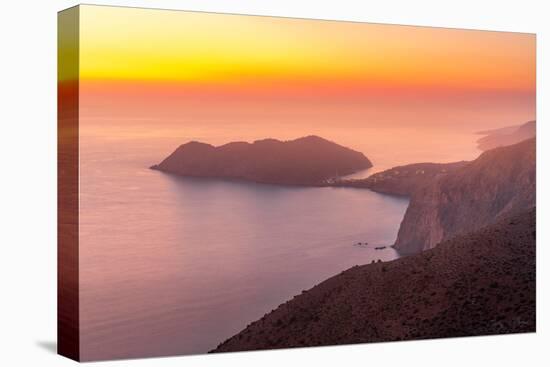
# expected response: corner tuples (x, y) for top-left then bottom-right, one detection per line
(208, 137), (536, 353)
(211, 208), (536, 353)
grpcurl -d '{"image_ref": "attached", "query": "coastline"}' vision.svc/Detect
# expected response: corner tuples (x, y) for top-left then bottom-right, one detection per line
(211, 208), (535, 353)
(207, 136), (536, 353)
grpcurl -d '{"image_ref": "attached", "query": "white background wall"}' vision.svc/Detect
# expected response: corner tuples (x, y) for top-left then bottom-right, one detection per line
(0, 0), (548, 366)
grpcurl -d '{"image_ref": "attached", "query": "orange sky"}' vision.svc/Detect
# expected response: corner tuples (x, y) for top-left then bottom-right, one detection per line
(67, 5), (536, 90)
(61, 5), (536, 131)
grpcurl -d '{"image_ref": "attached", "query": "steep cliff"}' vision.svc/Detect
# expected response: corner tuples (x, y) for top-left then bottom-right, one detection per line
(151, 136), (372, 186)
(394, 138), (535, 254)
(211, 208), (535, 353)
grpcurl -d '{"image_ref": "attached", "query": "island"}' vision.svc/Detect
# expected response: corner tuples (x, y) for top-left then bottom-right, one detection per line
(151, 135), (372, 186)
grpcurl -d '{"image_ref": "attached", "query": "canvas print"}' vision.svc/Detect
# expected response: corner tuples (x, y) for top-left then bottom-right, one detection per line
(58, 5), (536, 362)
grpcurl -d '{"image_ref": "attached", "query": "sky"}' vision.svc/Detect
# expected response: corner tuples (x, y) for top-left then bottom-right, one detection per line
(60, 5), (536, 133)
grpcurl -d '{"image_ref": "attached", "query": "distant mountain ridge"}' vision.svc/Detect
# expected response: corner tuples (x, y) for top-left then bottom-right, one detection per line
(151, 136), (372, 186)
(477, 120), (535, 151)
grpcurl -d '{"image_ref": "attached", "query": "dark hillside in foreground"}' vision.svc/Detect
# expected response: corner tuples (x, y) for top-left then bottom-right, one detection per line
(211, 208), (535, 353)
(151, 136), (372, 186)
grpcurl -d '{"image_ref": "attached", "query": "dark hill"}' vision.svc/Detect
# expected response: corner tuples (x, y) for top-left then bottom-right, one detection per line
(211, 208), (535, 353)
(151, 136), (372, 186)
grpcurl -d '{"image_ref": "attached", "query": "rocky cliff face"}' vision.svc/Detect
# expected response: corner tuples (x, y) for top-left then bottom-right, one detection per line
(151, 136), (372, 186)
(394, 138), (535, 254)
(211, 208), (535, 353)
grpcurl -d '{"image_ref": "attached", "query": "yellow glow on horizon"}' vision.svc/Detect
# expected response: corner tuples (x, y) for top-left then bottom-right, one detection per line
(77, 5), (535, 92)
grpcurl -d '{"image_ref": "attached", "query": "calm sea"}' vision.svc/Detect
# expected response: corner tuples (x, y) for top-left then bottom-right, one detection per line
(78, 122), (479, 360)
